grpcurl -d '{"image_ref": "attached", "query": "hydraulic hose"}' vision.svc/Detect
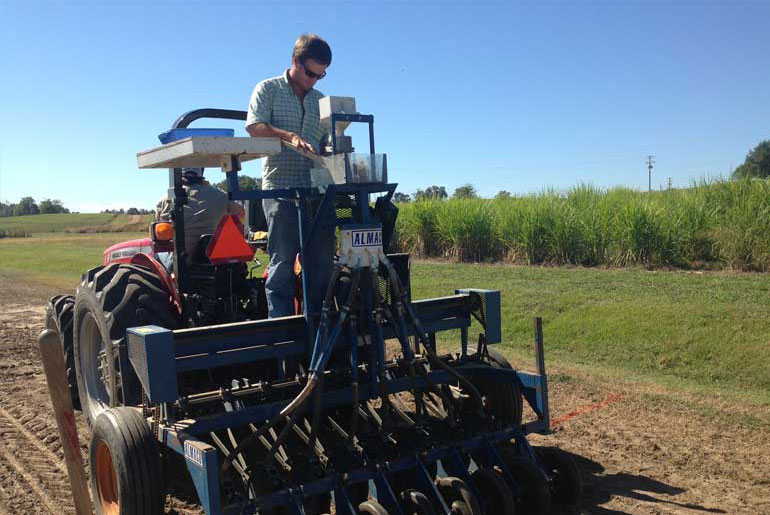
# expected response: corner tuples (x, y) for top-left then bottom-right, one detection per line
(348, 312), (360, 441)
(308, 376), (324, 452)
(375, 268), (414, 364)
(380, 255), (487, 415)
(310, 268), (361, 374)
(263, 398), (307, 465)
(222, 265), (359, 473)
(368, 269), (388, 381)
(222, 375), (320, 472)
(309, 265), (344, 368)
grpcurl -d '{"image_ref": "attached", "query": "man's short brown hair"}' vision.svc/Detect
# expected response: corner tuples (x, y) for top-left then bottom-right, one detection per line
(292, 34), (332, 66)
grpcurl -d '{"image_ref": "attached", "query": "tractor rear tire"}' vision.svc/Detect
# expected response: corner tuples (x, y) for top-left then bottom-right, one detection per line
(74, 264), (177, 425)
(45, 294), (80, 410)
(89, 407), (164, 515)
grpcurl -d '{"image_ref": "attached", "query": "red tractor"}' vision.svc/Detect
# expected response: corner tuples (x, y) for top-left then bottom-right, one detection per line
(45, 109), (278, 424)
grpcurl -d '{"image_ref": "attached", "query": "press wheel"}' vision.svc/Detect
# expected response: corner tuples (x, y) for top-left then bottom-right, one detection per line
(497, 444), (551, 515)
(358, 500), (389, 515)
(536, 446), (582, 509)
(470, 468), (516, 515)
(435, 477), (481, 515)
(400, 489), (436, 515)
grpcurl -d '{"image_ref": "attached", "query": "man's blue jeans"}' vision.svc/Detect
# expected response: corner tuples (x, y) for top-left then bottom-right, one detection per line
(263, 198), (335, 318)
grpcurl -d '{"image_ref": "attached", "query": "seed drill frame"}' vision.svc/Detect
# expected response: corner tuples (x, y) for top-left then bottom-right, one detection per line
(129, 109), (552, 515)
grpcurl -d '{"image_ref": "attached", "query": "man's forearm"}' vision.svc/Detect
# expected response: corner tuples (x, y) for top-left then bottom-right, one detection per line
(247, 122), (318, 156)
(246, 122), (292, 142)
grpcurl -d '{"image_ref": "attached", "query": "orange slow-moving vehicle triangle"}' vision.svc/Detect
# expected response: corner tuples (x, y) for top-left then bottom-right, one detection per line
(205, 215), (255, 264)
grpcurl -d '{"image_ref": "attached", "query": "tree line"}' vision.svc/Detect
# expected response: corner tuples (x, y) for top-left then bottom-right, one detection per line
(101, 208), (154, 215)
(0, 197), (156, 217)
(0, 197), (70, 217)
(395, 184), (512, 203)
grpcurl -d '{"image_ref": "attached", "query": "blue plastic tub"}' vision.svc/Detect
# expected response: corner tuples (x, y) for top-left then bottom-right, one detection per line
(158, 128), (234, 144)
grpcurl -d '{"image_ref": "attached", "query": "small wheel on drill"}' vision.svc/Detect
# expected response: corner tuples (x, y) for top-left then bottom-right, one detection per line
(400, 489), (436, 515)
(470, 468), (516, 515)
(535, 446), (583, 511)
(435, 477), (482, 515)
(358, 499), (390, 515)
(497, 444), (551, 515)
(89, 407), (164, 515)
(463, 348), (523, 425)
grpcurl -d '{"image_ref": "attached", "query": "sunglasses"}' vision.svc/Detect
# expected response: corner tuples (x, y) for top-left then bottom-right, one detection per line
(301, 62), (327, 80)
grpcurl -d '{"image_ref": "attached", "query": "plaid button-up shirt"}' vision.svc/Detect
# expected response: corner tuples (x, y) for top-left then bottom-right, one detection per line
(246, 70), (328, 190)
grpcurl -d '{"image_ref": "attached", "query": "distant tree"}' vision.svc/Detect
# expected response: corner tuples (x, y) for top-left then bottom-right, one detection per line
(393, 192), (411, 203)
(0, 202), (11, 217)
(495, 190), (511, 199)
(453, 184), (478, 199)
(415, 185), (447, 201)
(13, 197), (39, 216)
(732, 140), (770, 179)
(126, 207), (140, 215)
(39, 199), (69, 214)
(214, 175), (262, 191)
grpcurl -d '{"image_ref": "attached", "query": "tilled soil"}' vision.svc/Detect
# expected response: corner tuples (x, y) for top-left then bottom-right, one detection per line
(0, 275), (768, 514)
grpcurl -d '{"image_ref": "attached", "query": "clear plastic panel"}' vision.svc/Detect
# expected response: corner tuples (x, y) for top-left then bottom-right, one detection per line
(311, 153), (386, 189)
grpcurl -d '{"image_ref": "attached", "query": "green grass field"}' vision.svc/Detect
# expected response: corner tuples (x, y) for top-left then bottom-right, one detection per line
(0, 213), (153, 235)
(0, 232), (146, 289)
(411, 263), (770, 400)
(2, 228), (768, 405)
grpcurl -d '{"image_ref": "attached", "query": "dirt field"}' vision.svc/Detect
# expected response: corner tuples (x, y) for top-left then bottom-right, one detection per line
(0, 275), (768, 514)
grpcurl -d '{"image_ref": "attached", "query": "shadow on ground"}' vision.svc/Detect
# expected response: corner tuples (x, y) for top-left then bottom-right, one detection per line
(567, 451), (726, 515)
(163, 449), (728, 514)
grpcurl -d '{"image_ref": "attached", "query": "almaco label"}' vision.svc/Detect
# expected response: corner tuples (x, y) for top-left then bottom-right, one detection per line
(340, 226), (383, 267)
(350, 229), (382, 247)
(184, 441), (204, 467)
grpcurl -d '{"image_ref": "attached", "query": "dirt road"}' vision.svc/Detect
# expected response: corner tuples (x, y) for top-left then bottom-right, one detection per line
(0, 275), (767, 514)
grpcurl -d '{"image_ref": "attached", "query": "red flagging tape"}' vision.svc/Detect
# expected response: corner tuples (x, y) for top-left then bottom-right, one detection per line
(550, 393), (624, 428)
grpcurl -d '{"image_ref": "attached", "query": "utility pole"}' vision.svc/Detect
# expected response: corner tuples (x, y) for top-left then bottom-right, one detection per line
(646, 155), (655, 192)
(667, 177), (672, 190)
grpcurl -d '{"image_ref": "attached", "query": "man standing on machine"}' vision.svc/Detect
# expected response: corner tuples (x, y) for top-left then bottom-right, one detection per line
(245, 34), (335, 318)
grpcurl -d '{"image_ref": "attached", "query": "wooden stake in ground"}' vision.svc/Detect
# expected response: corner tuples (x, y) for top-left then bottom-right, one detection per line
(38, 329), (93, 515)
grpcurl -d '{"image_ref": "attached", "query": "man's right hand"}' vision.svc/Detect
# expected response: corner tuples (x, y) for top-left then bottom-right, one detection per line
(288, 133), (318, 156)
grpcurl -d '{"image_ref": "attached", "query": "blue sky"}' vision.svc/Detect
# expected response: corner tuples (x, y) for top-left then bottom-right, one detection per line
(1, 0), (768, 212)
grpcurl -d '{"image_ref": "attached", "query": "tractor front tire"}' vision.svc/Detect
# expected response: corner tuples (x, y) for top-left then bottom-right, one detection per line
(89, 407), (164, 515)
(45, 294), (80, 410)
(74, 264), (177, 425)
